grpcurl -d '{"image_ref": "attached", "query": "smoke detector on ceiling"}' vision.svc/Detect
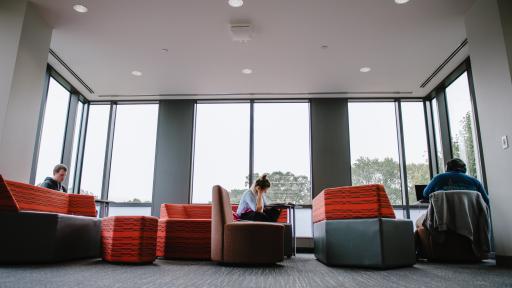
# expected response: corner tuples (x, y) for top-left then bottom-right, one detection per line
(230, 23), (253, 43)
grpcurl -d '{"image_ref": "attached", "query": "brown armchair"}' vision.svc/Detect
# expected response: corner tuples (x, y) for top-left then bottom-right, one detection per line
(211, 185), (284, 265)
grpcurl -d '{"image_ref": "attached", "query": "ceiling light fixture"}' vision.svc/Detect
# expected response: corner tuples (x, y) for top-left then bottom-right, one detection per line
(131, 70), (142, 76)
(360, 67), (372, 73)
(73, 4), (88, 13)
(228, 0), (244, 8)
(242, 68), (252, 74)
(394, 0), (410, 4)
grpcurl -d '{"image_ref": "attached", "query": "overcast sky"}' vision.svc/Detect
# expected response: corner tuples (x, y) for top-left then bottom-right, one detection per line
(36, 72), (475, 203)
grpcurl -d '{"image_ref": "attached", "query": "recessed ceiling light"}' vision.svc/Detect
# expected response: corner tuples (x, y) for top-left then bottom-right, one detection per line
(242, 68), (252, 74)
(228, 0), (244, 8)
(394, 0), (410, 4)
(131, 70), (142, 76)
(360, 67), (372, 73)
(73, 4), (88, 13)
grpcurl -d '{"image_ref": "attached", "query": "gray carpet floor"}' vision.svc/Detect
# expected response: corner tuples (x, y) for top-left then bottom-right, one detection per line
(0, 254), (510, 288)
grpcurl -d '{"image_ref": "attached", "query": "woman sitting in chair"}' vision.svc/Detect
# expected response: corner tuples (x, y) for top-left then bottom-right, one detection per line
(236, 174), (281, 222)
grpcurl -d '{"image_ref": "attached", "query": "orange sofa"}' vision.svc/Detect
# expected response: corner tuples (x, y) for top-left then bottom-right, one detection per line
(157, 203), (288, 260)
(0, 175), (100, 263)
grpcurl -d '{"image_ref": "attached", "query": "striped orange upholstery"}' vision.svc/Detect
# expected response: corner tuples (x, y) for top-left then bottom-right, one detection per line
(313, 184), (395, 223)
(68, 194), (97, 217)
(0, 175), (19, 212)
(0, 175), (96, 217)
(157, 204), (212, 260)
(102, 216), (158, 263)
(160, 204), (212, 220)
(5, 180), (68, 214)
(157, 203), (289, 260)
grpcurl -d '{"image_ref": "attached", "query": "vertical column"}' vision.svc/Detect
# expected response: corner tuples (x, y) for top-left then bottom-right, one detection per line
(0, 1), (53, 182)
(466, 0), (512, 266)
(310, 99), (352, 198)
(151, 100), (195, 216)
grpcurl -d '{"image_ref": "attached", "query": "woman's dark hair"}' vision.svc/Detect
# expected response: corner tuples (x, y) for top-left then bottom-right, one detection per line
(254, 174), (271, 189)
(446, 158), (467, 173)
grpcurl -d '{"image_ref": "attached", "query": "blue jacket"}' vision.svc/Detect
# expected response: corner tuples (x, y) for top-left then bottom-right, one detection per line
(423, 171), (489, 206)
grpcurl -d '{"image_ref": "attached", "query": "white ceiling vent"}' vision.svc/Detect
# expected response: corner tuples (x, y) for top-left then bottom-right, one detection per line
(230, 23), (253, 43)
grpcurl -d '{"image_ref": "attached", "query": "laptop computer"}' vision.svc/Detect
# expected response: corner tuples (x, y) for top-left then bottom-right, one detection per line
(415, 185), (427, 202)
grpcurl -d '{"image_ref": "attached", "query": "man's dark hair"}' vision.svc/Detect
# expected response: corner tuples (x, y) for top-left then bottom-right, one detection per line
(53, 164), (68, 175)
(446, 158), (467, 173)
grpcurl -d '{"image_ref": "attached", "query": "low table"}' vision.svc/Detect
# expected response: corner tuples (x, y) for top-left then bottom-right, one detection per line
(267, 203), (296, 256)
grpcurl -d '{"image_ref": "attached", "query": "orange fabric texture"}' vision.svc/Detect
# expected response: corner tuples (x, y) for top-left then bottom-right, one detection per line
(0, 175), (96, 217)
(157, 204), (212, 260)
(312, 184), (395, 223)
(102, 216), (158, 263)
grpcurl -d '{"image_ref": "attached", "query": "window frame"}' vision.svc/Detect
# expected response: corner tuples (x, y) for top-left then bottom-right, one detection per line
(190, 99), (314, 208)
(31, 66), (89, 188)
(423, 58), (487, 189)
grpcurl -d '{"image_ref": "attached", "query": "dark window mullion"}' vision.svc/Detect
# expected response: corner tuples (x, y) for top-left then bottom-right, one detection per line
(74, 103), (89, 194)
(395, 100), (410, 219)
(100, 103), (117, 216)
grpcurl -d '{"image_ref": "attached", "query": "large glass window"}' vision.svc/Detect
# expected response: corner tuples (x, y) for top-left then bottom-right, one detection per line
(445, 72), (481, 179)
(253, 102), (311, 205)
(80, 105), (110, 197)
(349, 102), (402, 205)
(68, 101), (84, 192)
(192, 103), (250, 203)
(108, 104), (158, 215)
(35, 78), (70, 184)
(401, 102), (430, 204)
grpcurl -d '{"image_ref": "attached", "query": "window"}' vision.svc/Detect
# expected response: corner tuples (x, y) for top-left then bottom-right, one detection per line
(107, 104), (158, 216)
(80, 105), (110, 198)
(192, 103), (250, 203)
(445, 72), (481, 179)
(401, 102), (430, 225)
(253, 102), (311, 204)
(68, 101), (84, 192)
(401, 102), (430, 204)
(35, 78), (70, 184)
(431, 98), (445, 173)
(349, 102), (402, 205)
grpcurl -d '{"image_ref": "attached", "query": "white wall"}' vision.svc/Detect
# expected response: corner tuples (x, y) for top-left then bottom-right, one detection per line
(0, 0), (27, 145)
(465, 0), (512, 258)
(0, 1), (52, 182)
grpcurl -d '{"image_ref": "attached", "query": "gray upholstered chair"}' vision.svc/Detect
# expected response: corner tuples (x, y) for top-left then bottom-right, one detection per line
(211, 185), (284, 265)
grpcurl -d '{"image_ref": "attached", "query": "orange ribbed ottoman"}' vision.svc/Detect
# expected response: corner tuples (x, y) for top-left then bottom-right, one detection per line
(101, 216), (158, 264)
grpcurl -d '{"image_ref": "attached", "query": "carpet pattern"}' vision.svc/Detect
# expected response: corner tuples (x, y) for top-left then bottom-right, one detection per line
(0, 254), (510, 288)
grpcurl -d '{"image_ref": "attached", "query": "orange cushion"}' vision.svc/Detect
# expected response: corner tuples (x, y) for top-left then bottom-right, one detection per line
(313, 184), (395, 223)
(159, 204), (212, 219)
(0, 175), (96, 217)
(5, 180), (68, 214)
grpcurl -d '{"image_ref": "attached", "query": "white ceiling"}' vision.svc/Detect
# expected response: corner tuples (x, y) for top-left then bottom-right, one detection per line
(32, 0), (475, 100)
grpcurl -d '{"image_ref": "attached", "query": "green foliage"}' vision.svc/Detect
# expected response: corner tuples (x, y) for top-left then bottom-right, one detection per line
(451, 111), (478, 178)
(351, 157), (430, 205)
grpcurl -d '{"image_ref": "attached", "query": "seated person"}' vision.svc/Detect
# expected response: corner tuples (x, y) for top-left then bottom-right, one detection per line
(236, 174), (281, 222)
(38, 164), (68, 193)
(417, 158), (489, 228)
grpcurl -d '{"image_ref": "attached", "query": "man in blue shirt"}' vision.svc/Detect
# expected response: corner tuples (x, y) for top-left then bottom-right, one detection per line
(423, 158), (489, 206)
